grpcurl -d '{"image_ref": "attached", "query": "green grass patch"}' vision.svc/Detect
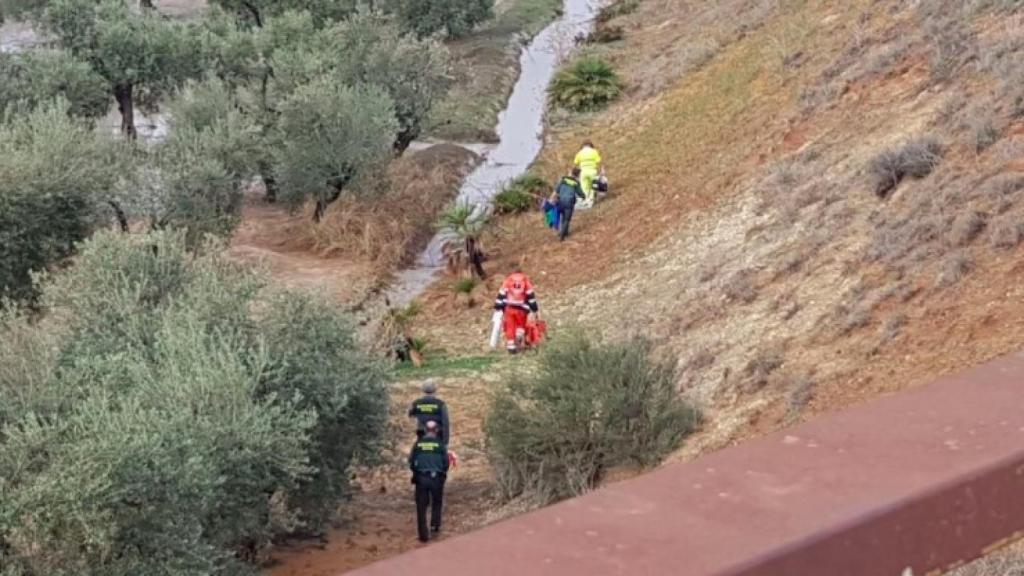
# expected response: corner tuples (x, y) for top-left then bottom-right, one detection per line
(425, 0), (563, 141)
(392, 353), (500, 380)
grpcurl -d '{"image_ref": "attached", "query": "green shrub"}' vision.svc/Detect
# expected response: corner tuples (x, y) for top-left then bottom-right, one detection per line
(494, 173), (546, 214)
(454, 276), (480, 294)
(385, 0), (494, 39)
(0, 49), (109, 118)
(485, 333), (701, 504)
(549, 57), (625, 112)
(256, 291), (389, 530)
(0, 99), (123, 303)
(0, 230), (388, 573)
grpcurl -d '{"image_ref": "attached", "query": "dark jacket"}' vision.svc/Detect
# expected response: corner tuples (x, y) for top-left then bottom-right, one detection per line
(409, 435), (449, 476)
(408, 395), (450, 444)
(555, 176), (585, 207)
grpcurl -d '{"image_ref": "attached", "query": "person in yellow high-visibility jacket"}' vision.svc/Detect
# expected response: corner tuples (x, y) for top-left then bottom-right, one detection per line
(573, 140), (602, 208)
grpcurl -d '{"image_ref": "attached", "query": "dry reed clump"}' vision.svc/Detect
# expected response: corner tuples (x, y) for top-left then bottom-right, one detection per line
(307, 145), (477, 271)
(868, 137), (944, 198)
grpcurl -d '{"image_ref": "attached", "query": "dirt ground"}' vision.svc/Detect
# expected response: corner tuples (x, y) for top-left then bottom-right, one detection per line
(266, 372), (515, 575)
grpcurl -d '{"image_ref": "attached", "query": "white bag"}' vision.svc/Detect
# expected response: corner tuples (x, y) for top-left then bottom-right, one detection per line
(489, 310), (503, 348)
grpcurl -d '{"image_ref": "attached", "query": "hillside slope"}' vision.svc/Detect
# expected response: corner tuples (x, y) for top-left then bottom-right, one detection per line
(419, 0), (1024, 456)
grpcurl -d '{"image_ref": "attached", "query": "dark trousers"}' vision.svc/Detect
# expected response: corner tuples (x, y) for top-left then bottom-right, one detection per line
(558, 204), (575, 240)
(414, 472), (446, 541)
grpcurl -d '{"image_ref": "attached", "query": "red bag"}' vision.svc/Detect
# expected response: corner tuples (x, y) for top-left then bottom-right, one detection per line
(525, 319), (547, 348)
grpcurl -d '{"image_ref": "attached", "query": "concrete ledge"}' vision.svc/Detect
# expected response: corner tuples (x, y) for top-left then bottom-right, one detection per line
(349, 351), (1024, 575)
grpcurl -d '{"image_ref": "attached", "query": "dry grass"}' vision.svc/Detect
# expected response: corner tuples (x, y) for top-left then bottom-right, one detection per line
(783, 374), (815, 419)
(949, 543), (1024, 576)
(935, 250), (974, 287)
(988, 216), (1024, 249)
(868, 137), (944, 197)
(307, 145), (478, 271)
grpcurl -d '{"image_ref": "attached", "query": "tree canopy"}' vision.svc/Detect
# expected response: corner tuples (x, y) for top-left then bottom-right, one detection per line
(0, 49), (109, 118)
(0, 99), (122, 302)
(383, 0), (493, 39)
(274, 78), (398, 221)
(40, 0), (205, 138)
(0, 230), (388, 573)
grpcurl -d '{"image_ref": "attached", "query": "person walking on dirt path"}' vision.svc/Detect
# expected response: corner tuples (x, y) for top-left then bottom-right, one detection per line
(409, 420), (449, 542)
(574, 140), (603, 209)
(409, 378), (450, 444)
(494, 266), (539, 354)
(552, 167), (585, 241)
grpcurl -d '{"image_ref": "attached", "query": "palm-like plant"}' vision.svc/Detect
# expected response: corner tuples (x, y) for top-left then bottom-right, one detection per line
(438, 203), (489, 278)
(549, 57), (624, 112)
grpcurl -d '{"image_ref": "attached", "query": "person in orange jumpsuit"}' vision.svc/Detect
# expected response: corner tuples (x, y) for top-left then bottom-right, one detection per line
(494, 267), (539, 354)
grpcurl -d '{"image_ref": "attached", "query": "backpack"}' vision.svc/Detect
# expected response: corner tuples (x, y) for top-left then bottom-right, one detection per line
(556, 177), (582, 205)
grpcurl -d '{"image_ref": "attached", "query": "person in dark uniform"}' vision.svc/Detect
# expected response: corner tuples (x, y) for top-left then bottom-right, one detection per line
(552, 167), (586, 241)
(409, 420), (449, 542)
(409, 378), (450, 444)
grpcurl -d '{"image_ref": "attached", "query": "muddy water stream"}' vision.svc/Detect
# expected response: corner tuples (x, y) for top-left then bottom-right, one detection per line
(386, 0), (603, 305)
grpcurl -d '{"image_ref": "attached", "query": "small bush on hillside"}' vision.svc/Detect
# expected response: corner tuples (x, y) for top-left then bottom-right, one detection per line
(0, 231), (388, 574)
(880, 312), (908, 342)
(549, 57), (625, 113)
(454, 276), (479, 294)
(597, 0), (639, 22)
(936, 250), (974, 287)
(969, 113), (1001, 154)
(494, 173), (546, 214)
(949, 211), (988, 246)
(784, 374), (816, 418)
(493, 189), (536, 214)
(868, 137), (944, 197)
(989, 217), (1024, 249)
(485, 333), (701, 504)
(588, 23), (624, 44)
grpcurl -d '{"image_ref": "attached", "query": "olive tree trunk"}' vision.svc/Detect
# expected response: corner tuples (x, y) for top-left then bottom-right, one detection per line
(114, 84), (136, 141)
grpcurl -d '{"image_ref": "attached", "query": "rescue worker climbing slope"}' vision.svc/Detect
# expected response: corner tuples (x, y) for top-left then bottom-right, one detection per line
(553, 167), (585, 241)
(408, 378), (450, 444)
(409, 420), (449, 542)
(494, 267), (539, 354)
(573, 140), (602, 208)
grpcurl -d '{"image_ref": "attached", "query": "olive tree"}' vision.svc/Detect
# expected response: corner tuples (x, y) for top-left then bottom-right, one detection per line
(0, 230), (389, 573)
(129, 78), (262, 245)
(209, 0), (357, 27)
(266, 10), (449, 152)
(0, 50), (109, 119)
(40, 0), (204, 139)
(383, 0), (493, 38)
(200, 8), (316, 201)
(274, 78), (398, 221)
(0, 100), (122, 303)
(327, 10), (449, 151)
